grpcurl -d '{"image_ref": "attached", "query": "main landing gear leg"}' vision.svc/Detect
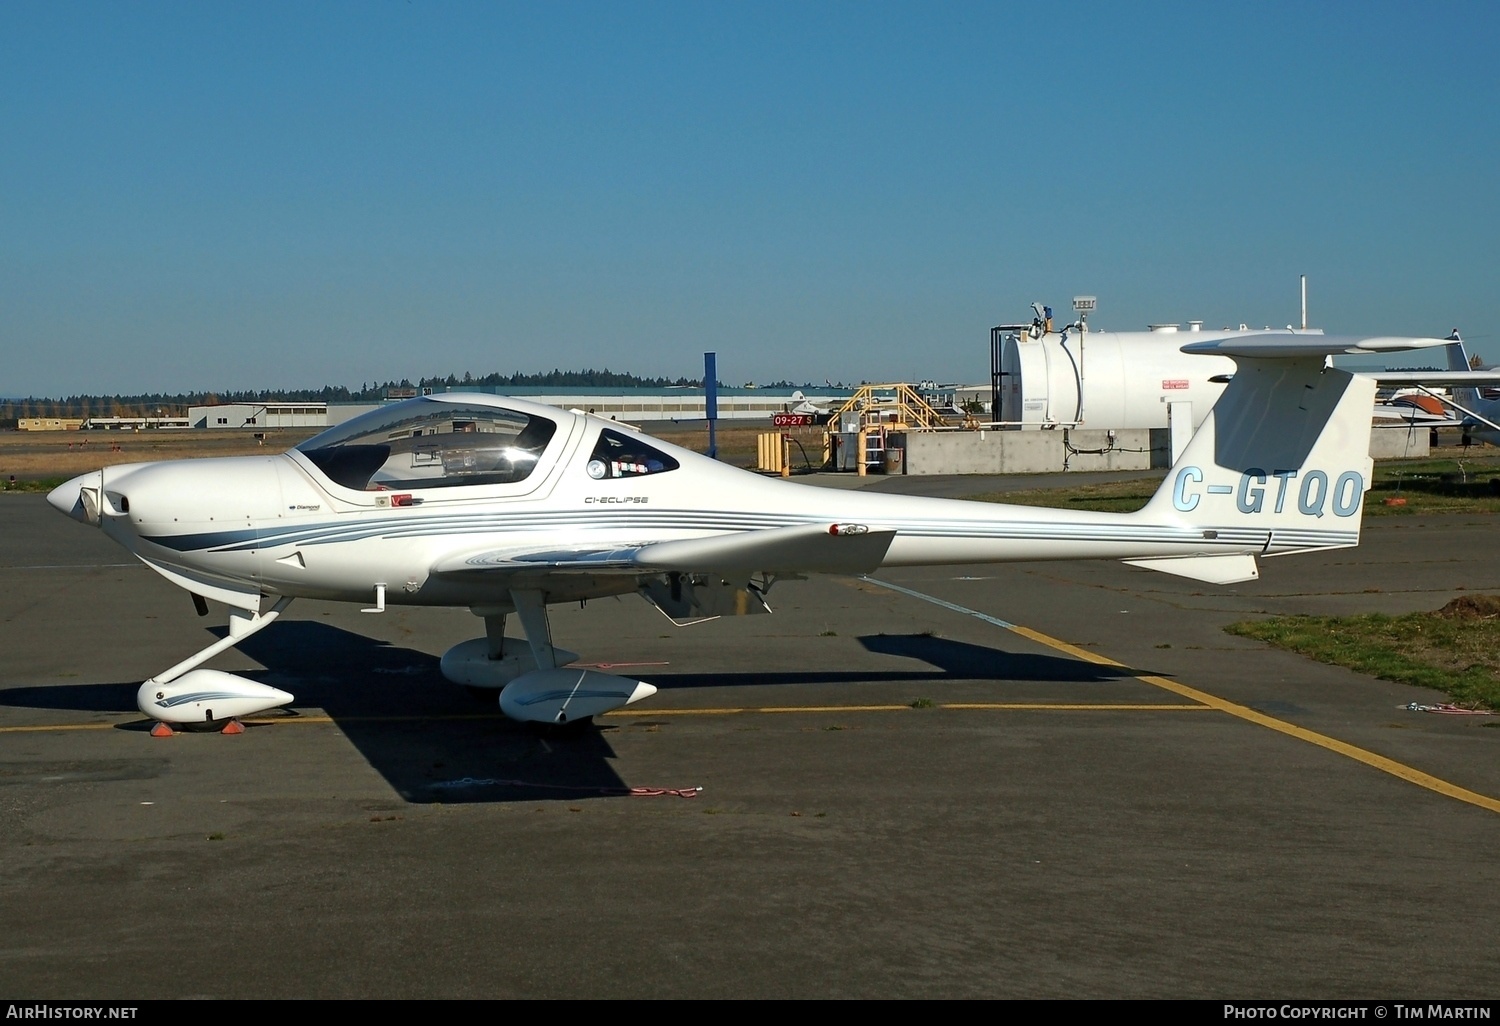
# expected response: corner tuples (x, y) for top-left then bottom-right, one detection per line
(483, 613), (507, 660)
(509, 589), (557, 671)
(146, 597), (295, 688)
(440, 603), (578, 693)
(509, 588), (594, 731)
(449, 593), (657, 726)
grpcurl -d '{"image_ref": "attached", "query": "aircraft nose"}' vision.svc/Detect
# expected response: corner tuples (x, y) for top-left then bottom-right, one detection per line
(47, 471), (102, 525)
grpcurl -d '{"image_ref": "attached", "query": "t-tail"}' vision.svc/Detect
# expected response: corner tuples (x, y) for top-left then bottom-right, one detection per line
(1124, 333), (1450, 585)
(1439, 333), (1500, 444)
(1444, 334), (1483, 410)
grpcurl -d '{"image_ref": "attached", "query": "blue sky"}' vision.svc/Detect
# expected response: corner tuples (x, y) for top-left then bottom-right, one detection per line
(3, 1), (1497, 396)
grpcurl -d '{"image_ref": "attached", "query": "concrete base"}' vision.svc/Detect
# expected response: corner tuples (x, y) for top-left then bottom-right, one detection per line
(904, 424), (1433, 476)
(904, 429), (1155, 476)
(1370, 424), (1431, 459)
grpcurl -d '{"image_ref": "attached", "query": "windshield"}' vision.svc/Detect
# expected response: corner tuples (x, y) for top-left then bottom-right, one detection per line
(296, 399), (559, 490)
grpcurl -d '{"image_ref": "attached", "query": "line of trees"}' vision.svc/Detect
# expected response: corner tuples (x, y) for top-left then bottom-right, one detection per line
(0, 368), (733, 424)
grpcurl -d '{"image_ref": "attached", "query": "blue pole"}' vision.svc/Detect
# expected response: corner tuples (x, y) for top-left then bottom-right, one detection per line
(704, 352), (718, 460)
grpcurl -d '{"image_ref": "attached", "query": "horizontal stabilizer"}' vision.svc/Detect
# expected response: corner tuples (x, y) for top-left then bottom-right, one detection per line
(1180, 334), (1453, 359)
(1365, 371), (1500, 388)
(1122, 554), (1260, 585)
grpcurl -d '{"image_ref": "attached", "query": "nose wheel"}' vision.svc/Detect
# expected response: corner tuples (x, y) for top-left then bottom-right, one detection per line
(137, 598), (296, 731)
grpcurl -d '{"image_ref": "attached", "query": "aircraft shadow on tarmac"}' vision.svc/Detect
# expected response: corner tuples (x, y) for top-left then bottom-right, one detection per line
(643, 632), (1142, 690)
(0, 624), (1146, 806)
(233, 620), (632, 806)
(0, 622), (627, 806)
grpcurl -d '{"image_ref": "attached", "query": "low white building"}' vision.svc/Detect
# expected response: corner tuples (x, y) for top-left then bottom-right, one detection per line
(196, 387), (860, 433)
(435, 385), (854, 422)
(190, 402), (328, 429)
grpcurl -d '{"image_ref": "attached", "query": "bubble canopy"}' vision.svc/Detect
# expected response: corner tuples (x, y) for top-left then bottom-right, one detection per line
(295, 398), (560, 491)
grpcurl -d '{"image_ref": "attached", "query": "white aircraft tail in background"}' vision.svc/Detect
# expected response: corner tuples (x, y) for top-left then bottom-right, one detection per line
(788, 390), (834, 416)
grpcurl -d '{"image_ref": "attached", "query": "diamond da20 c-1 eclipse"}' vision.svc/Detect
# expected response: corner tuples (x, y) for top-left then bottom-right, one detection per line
(47, 333), (1448, 730)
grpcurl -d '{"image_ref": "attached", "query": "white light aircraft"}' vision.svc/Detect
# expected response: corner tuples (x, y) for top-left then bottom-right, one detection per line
(48, 334), (1450, 732)
(787, 390), (835, 418)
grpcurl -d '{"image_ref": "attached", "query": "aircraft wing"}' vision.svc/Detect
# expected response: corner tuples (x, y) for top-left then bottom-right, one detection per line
(1371, 405), (1465, 427)
(430, 523), (897, 578)
(1365, 371), (1500, 388)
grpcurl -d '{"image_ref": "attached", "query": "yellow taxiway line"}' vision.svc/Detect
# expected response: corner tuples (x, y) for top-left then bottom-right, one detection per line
(0, 712), (500, 733)
(864, 577), (1500, 816)
(0, 722), (125, 733)
(610, 703), (1210, 716)
(0, 703), (1210, 735)
(11, 575), (1498, 817)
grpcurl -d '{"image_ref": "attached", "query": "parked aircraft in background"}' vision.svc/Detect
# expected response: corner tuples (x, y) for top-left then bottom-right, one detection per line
(47, 333), (1453, 734)
(787, 390), (835, 418)
(1373, 390), (1457, 427)
(1370, 338), (1500, 446)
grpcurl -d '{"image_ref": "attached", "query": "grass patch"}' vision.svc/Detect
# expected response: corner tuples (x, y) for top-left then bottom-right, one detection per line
(969, 479), (1159, 513)
(1225, 595), (1500, 709)
(0, 428), (322, 484)
(1366, 455), (1500, 514)
(3, 476), (67, 494)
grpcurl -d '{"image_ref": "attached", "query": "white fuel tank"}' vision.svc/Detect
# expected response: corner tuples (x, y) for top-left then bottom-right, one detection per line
(998, 328), (1238, 429)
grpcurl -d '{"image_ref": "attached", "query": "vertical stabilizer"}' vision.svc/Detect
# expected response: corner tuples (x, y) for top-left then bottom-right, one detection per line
(1444, 337), (1482, 410)
(1127, 338), (1391, 583)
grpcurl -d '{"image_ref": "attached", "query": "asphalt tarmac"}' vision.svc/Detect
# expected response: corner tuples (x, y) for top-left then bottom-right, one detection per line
(2, 485), (1498, 999)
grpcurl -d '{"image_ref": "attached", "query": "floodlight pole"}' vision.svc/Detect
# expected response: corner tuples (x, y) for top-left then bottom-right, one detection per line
(704, 352), (718, 460)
